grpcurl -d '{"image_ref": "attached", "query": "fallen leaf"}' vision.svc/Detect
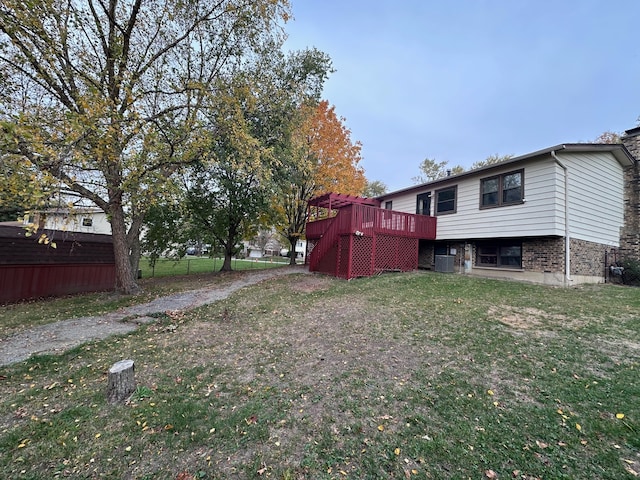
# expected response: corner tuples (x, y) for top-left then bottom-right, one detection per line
(245, 415), (257, 424)
(625, 466), (639, 477)
(575, 423), (581, 431)
(378, 425), (384, 431)
(535, 440), (548, 449)
(485, 469), (498, 479)
(487, 389), (495, 396)
(394, 447), (401, 455)
(616, 413), (625, 419)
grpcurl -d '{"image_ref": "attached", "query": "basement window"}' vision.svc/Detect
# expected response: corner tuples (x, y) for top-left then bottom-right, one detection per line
(476, 242), (522, 268)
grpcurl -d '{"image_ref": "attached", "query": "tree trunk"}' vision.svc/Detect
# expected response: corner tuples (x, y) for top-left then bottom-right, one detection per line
(127, 212), (145, 281)
(221, 241), (234, 271)
(288, 236), (298, 265)
(106, 359), (136, 404)
(110, 204), (141, 294)
(220, 225), (238, 272)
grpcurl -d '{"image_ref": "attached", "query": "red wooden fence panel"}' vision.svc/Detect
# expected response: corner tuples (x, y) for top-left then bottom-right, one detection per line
(0, 226), (115, 303)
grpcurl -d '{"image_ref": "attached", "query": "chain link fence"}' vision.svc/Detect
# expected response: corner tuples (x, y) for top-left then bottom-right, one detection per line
(141, 256), (291, 278)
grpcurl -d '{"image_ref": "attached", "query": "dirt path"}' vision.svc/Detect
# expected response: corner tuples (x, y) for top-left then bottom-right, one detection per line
(0, 266), (308, 367)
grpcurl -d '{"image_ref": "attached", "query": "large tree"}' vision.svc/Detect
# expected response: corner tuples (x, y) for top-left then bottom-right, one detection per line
(412, 158), (464, 184)
(0, 0), (290, 294)
(470, 153), (514, 170)
(276, 100), (366, 264)
(184, 76), (275, 272)
(363, 179), (388, 198)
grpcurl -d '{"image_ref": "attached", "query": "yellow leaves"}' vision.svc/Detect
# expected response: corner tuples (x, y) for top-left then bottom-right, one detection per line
(575, 423), (581, 432)
(394, 447), (401, 455)
(616, 413), (625, 419)
(377, 425), (384, 432)
(487, 389), (494, 396)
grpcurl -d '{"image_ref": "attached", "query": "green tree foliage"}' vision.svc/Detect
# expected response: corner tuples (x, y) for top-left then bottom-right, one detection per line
(470, 153), (514, 170)
(593, 131), (622, 144)
(412, 158), (464, 184)
(0, 156), (53, 222)
(183, 75), (276, 272)
(0, 0), (290, 294)
(363, 180), (388, 197)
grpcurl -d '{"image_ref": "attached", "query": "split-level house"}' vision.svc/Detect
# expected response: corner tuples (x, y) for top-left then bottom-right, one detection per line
(373, 127), (640, 286)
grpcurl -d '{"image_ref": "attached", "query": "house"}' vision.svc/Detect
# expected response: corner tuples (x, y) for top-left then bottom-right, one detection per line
(373, 127), (640, 286)
(25, 207), (112, 235)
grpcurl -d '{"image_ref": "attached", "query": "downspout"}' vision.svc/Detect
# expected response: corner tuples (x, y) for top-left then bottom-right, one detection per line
(551, 150), (572, 284)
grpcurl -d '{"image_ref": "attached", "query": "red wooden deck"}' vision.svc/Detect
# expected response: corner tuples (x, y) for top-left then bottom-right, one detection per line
(306, 194), (436, 279)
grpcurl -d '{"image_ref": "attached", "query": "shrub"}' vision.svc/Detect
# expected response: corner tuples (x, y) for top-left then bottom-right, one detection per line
(621, 258), (640, 286)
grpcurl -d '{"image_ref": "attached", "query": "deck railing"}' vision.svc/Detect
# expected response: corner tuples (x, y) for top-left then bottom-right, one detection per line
(308, 209), (344, 272)
(306, 204), (436, 271)
(307, 204), (436, 240)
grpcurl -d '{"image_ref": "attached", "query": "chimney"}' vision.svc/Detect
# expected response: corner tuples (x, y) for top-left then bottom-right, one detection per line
(622, 126), (640, 161)
(619, 127), (640, 259)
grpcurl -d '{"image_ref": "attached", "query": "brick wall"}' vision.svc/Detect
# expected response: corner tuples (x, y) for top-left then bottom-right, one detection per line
(570, 238), (607, 277)
(521, 237), (564, 273)
(418, 240), (434, 268)
(620, 128), (640, 258)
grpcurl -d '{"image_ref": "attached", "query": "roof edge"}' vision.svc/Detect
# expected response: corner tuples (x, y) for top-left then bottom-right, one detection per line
(379, 143), (635, 199)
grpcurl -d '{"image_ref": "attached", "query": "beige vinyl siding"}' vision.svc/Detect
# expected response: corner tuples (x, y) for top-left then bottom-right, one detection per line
(560, 151), (625, 246)
(390, 193), (424, 214)
(438, 160), (563, 239)
(385, 159), (565, 240)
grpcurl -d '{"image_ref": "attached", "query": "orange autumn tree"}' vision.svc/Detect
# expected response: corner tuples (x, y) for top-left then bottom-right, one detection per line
(275, 100), (366, 264)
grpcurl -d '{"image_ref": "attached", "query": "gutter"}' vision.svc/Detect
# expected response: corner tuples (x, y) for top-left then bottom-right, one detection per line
(551, 150), (572, 284)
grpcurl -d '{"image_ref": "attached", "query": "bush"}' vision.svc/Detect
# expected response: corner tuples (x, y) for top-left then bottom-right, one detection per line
(621, 258), (640, 286)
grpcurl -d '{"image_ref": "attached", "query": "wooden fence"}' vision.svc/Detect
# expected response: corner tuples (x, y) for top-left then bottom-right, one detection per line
(0, 225), (115, 303)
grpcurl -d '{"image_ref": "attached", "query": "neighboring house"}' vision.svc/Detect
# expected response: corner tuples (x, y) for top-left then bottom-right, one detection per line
(375, 127), (640, 286)
(25, 207), (112, 235)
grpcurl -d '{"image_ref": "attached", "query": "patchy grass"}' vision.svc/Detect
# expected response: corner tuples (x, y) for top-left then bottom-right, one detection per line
(0, 266), (286, 338)
(0, 272), (638, 479)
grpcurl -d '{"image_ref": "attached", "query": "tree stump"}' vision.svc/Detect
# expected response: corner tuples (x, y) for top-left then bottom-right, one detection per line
(106, 359), (136, 404)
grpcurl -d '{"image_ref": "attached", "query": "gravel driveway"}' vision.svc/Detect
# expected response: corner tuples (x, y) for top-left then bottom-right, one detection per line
(0, 266), (308, 366)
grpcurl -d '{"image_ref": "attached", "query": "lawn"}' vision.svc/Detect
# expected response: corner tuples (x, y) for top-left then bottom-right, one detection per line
(140, 256), (290, 278)
(0, 271), (639, 479)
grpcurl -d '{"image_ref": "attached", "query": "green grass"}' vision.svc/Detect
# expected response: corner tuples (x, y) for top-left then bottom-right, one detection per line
(1, 272), (639, 479)
(140, 256), (290, 278)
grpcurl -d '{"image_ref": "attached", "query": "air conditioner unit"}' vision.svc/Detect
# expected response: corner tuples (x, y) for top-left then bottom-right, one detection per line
(434, 255), (455, 273)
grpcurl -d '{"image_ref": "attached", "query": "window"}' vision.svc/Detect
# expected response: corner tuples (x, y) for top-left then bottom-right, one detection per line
(476, 242), (522, 269)
(82, 217), (93, 227)
(384, 201), (393, 210)
(416, 192), (431, 215)
(435, 186), (457, 215)
(480, 170), (523, 208)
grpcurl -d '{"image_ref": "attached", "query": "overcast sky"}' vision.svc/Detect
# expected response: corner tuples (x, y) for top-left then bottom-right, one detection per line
(283, 0), (640, 192)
